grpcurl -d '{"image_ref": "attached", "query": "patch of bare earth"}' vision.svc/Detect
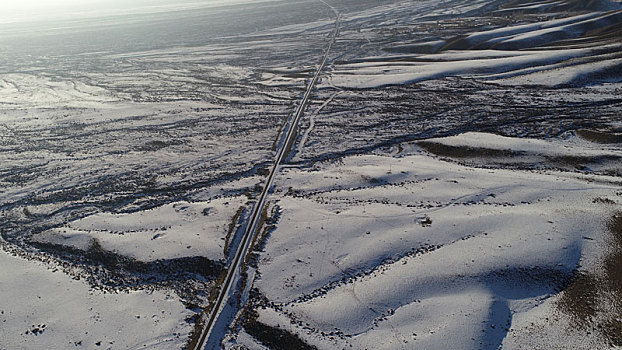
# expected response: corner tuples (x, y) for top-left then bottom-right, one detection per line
(576, 130), (622, 144)
(558, 271), (599, 323)
(602, 213), (622, 345)
(416, 141), (519, 158)
(242, 309), (318, 350)
(558, 212), (622, 346)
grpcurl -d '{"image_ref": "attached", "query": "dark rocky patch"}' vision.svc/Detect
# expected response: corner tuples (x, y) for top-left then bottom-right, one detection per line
(243, 310), (318, 350)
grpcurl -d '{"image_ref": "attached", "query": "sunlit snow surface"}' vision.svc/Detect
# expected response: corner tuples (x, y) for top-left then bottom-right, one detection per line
(1, 0), (621, 348)
(0, 248), (193, 349)
(249, 133), (620, 349)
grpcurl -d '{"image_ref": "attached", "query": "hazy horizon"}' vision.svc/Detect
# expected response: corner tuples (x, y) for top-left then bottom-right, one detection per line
(0, 0), (275, 24)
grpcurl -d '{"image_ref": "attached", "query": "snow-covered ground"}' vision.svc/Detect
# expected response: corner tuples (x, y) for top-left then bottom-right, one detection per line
(327, 7), (622, 88)
(0, 246), (193, 350)
(239, 132), (621, 349)
(1, 0), (621, 348)
(32, 197), (247, 262)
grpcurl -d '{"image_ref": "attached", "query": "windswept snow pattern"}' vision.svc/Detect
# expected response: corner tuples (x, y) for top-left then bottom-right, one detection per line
(327, 0), (622, 88)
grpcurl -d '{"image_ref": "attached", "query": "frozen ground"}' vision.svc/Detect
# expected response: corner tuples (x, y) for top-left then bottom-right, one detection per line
(239, 132), (621, 349)
(1, 0), (621, 349)
(32, 197), (247, 262)
(0, 245), (192, 350)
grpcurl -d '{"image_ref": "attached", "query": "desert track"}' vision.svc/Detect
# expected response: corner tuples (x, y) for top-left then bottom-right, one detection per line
(191, 3), (341, 349)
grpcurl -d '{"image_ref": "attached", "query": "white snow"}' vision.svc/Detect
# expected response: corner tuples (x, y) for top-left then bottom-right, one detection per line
(0, 74), (119, 110)
(491, 57), (622, 86)
(0, 247), (192, 349)
(425, 131), (621, 157)
(327, 7), (622, 88)
(33, 197), (247, 262)
(327, 48), (591, 88)
(464, 12), (600, 47)
(250, 132), (621, 349)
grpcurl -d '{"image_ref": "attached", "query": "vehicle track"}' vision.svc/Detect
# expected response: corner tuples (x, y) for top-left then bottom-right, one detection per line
(192, 3), (341, 349)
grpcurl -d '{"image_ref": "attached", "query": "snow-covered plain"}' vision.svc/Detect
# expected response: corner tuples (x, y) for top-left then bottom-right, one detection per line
(1, 0), (621, 349)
